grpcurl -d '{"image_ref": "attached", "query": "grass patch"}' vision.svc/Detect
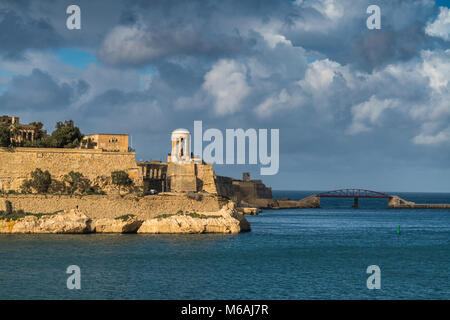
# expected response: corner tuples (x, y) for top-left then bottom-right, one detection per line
(155, 213), (177, 220)
(115, 214), (136, 221)
(155, 211), (218, 220)
(0, 210), (63, 222)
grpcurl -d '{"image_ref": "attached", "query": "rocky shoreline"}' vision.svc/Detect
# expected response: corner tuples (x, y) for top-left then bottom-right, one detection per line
(0, 202), (250, 234)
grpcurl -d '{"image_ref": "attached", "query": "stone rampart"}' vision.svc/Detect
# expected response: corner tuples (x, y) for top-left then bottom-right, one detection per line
(0, 147), (142, 191)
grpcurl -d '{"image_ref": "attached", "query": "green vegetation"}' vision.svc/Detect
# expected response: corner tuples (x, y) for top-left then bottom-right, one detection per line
(23, 120), (83, 148)
(0, 126), (11, 147)
(63, 171), (91, 195)
(21, 168), (52, 194)
(155, 213), (177, 219)
(19, 169), (103, 195)
(155, 211), (217, 220)
(115, 214), (136, 221)
(0, 208), (63, 222)
(111, 170), (133, 195)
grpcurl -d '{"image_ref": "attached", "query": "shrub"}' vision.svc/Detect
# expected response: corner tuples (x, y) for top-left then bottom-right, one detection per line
(22, 168), (52, 193)
(63, 171), (91, 195)
(20, 179), (33, 194)
(0, 126), (12, 147)
(111, 171), (133, 195)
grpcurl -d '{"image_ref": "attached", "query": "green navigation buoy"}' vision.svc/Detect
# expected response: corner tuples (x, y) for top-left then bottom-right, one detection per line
(397, 224), (401, 235)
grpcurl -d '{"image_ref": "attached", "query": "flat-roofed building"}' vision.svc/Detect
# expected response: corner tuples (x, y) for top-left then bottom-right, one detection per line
(82, 134), (129, 152)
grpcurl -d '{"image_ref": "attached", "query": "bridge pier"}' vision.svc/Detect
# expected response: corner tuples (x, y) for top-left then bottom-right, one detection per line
(352, 197), (359, 209)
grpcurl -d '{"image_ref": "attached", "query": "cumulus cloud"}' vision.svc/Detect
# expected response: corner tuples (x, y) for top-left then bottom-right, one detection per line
(0, 69), (79, 111)
(98, 24), (166, 66)
(413, 127), (450, 145)
(0, 10), (62, 59)
(347, 97), (399, 134)
(0, 0), (449, 190)
(203, 59), (250, 116)
(426, 6), (450, 41)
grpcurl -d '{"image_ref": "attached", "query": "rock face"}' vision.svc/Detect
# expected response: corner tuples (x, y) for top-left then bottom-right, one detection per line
(91, 217), (143, 233)
(388, 196), (450, 209)
(0, 202), (251, 234)
(237, 207), (261, 215)
(0, 209), (91, 234)
(388, 196), (416, 208)
(138, 202), (250, 234)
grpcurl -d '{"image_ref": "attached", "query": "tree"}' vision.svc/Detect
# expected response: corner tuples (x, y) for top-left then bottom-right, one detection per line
(26, 168), (52, 193)
(111, 171), (133, 195)
(63, 171), (91, 194)
(29, 122), (45, 139)
(0, 126), (11, 147)
(51, 121), (83, 148)
(20, 179), (33, 194)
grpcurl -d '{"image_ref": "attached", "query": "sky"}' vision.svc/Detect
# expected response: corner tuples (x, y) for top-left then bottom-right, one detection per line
(0, 0), (449, 192)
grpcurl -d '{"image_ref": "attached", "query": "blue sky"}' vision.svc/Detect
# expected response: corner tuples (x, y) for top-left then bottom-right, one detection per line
(55, 48), (98, 70)
(0, 0), (449, 192)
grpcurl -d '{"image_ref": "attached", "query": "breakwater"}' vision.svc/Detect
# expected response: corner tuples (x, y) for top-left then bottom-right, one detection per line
(388, 196), (450, 209)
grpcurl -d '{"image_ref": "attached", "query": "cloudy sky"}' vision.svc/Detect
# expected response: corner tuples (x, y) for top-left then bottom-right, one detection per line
(0, 0), (449, 192)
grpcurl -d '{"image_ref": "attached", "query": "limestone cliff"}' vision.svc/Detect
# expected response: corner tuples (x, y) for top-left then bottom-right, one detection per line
(0, 209), (91, 234)
(0, 201), (250, 234)
(138, 202), (250, 234)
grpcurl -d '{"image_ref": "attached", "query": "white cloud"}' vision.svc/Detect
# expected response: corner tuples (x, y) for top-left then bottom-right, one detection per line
(203, 59), (250, 116)
(254, 89), (295, 118)
(262, 33), (292, 49)
(299, 59), (341, 92)
(98, 25), (164, 66)
(413, 128), (450, 145)
(420, 49), (450, 91)
(347, 97), (399, 135)
(426, 7), (450, 41)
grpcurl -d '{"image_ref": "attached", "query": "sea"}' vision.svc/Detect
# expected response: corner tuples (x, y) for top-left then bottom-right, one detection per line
(0, 191), (449, 300)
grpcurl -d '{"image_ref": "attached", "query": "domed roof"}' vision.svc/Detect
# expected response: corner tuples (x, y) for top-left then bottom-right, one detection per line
(172, 128), (190, 134)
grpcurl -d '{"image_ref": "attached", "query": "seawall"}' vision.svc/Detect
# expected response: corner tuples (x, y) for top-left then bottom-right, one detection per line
(388, 196), (450, 209)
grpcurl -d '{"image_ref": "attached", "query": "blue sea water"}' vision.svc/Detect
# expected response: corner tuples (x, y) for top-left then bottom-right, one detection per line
(0, 191), (449, 300)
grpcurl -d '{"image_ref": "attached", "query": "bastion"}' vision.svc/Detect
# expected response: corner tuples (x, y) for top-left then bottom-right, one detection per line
(0, 147), (143, 191)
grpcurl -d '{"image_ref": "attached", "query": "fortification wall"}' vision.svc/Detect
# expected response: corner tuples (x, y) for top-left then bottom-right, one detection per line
(165, 163), (218, 194)
(196, 164), (218, 194)
(166, 163), (197, 192)
(0, 147), (142, 191)
(0, 194), (223, 220)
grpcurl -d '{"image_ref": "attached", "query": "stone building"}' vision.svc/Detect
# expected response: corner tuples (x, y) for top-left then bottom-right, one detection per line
(0, 115), (46, 144)
(82, 134), (129, 152)
(137, 129), (273, 203)
(138, 129), (211, 194)
(215, 173), (273, 205)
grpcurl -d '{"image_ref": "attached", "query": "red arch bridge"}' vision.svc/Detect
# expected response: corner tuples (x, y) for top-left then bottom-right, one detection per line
(315, 189), (393, 208)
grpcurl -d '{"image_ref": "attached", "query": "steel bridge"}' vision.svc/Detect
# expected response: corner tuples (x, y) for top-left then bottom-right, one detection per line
(315, 189), (392, 208)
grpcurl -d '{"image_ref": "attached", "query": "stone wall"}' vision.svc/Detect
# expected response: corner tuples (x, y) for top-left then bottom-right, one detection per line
(0, 147), (142, 191)
(215, 173), (273, 206)
(166, 163), (197, 192)
(388, 196), (450, 209)
(0, 194), (223, 220)
(164, 163), (218, 194)
(195, 164), (218, 194)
